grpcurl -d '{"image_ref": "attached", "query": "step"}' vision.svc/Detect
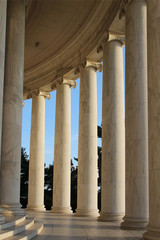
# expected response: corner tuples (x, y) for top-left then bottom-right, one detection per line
(0, 216), (26, 230)
(0, 218), (34, 239)
(6, 223), (43, 240)
(32, 223), (53, 240)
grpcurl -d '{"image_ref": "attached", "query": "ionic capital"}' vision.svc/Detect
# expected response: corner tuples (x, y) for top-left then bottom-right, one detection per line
(62, 78), (77, 89)
(108, 33), (125, 45)
(119, 0), (132, 19)
(51, 77), (76, 90)
(27, 90), (51, 100)
(97, 32), (125, 53)
(75, 60), (102, 74)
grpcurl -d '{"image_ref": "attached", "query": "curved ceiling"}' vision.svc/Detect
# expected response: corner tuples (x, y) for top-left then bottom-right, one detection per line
(24, 0), (123, 96)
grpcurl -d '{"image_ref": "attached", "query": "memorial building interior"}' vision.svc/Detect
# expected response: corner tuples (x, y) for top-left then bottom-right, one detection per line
(0, 0), (159, 239)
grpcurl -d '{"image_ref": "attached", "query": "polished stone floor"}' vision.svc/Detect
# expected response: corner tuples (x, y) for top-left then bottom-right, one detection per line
(27, 211), (145, 240)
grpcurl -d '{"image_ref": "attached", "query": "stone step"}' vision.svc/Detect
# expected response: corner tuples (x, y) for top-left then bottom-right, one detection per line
(32, 224), (53, 240)
(0, 218), (34, 239)
(6, 223), (43, 240)
(0, 216), (26, 230)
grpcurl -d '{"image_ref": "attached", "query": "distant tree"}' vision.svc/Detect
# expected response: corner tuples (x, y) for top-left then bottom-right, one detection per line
(20, 147), (29, 208)
(71, 160), (77, 212)
(44, 161), (78, 212)
(20, 148), (54, 210)
(72, 126), (102, 211)
(97, 125), (102, 211)
(97, 125), (102, 187)
(44, 164), (53, 210)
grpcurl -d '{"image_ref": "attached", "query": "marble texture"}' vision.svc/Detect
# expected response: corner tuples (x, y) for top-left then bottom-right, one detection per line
(0, 0), (25, 216)
(51, 80), (72, 214)
(99, 38), (125, 222)
(121, 0), (148, 230)
(143, 1), (160, 239)
(27, 92), (48, 211)
(0, 0), (7, 223)
(27, 212), (145, 240)
(0, 0), (7, 164)
(75, 64), (98, 217)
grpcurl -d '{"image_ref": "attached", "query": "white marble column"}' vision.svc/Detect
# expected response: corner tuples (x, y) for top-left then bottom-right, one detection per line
(27, 91), (50, 211)
(0, 0), (25, 215)
(121, 0), (148, 229)
(51, 78), (76, 214)
(75, 60), (102, 217)
(98, 34), (125, 222)
(0, 0), (7, 223)
(143, 1), (160, 239)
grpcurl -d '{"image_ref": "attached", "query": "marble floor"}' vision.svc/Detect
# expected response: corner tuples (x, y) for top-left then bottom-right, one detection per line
(27, 211), (145, 240)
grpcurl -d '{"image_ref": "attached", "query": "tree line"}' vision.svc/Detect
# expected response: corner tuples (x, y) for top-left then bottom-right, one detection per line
(20, 125), (102, 211)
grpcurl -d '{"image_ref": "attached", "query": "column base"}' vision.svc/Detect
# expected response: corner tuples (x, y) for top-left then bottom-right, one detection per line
(75, 209), (99, 217)
(98, 212), (124, 222)
(143, 225), (160, 240)
(121, 216), (148, 230)
(51, 206), (72, 215)
(1, 203), (24, 216)
(26, 204), (45, 212)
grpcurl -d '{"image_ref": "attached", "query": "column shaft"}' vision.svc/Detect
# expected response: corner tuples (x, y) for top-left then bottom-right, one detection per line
(0, 0), (7, 161)
(51, 83), (72, 214)
(143, 1), (160, 239)
(121, 0), (148, 229)
(0, 0), (25, 215)
(0, 0), (7, 223)
(99, 39), (125, 222)
(75, 66), (98, 217)
(27, 94), (45, 211)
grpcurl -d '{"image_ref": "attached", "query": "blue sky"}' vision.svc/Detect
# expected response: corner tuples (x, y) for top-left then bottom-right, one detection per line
(22, 71), (103, 167)
(22, 47), (125, 167)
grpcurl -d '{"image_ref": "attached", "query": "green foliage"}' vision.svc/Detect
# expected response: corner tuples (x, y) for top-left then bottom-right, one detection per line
(20, 147), (29, 208)
(97, 125), (102, 138)
(44, 164), (53, 210)
(20, 125), (102, 211)
(97, 125), (102, 211)
(71, 160), (77, 212)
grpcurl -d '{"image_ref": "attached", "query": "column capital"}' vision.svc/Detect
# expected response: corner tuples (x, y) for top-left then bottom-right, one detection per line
(97, 32), (125, 53)
(27, 90), (51, 100)
(75, 60), (102, 74)
(119, 0), (133, 19)
(51, 77), (76, 90)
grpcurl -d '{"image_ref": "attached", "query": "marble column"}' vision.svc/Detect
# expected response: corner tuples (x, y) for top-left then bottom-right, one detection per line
(51, 78), (76, 214)
(27, 91), (50, 211)
(0, 0), (7, 223)
(121, 0), (148, 229)
(143, 1), (160, 239)
(0, 0), (25, 215)
(98, 34), (125, 222)
(75, 60), (102, 217)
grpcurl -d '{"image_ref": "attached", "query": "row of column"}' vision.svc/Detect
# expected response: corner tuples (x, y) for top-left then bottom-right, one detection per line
(25, 1), (160, 240)
(0, 0), (160, 239)
(26, 61), (101, 216)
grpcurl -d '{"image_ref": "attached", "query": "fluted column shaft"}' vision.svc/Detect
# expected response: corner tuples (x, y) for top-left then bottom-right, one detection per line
(0, 0), (25, 215)
(99, 37), (125, 222)
(27, 91), (50, 211)
(76, 62), (101, 217)
(52, 79), (75, 214)
(143, 1), (160, 239)
(121, 0), (148, 229)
